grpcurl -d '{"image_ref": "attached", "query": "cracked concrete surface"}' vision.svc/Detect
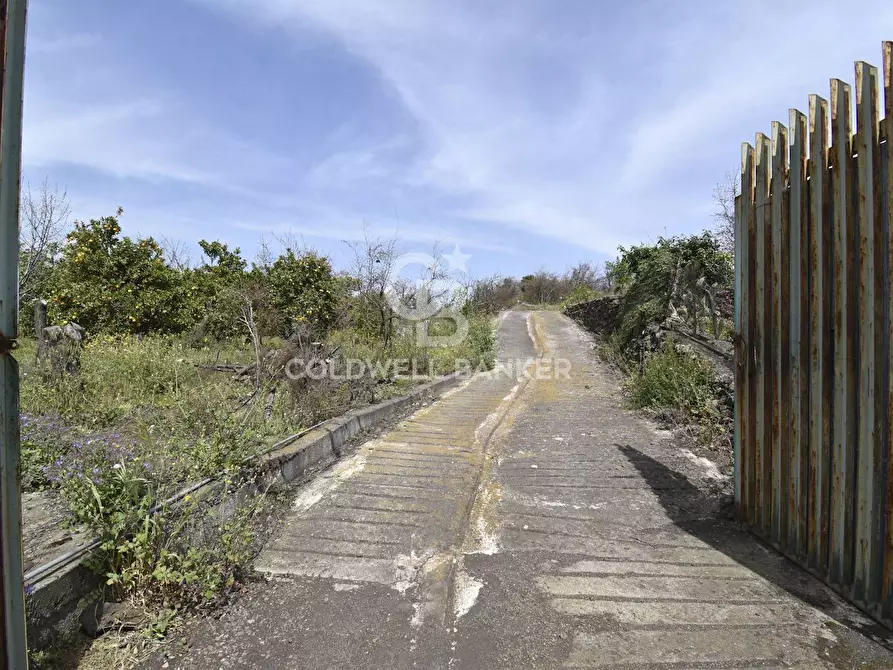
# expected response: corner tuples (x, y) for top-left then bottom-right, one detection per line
(149, 311), (893, 669)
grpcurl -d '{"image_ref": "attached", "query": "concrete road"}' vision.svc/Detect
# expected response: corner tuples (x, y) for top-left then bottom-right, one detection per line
(154, 311), (893, 669)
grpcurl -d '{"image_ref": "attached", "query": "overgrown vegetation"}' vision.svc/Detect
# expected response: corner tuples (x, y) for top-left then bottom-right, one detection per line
(18, 171), (736, 665)
(605, 232), (732, 353)
(625, 339), (729, 446)
(467, 261), (607, 313)
(575, 230), (735, 455)
(18, 186), (508, 663)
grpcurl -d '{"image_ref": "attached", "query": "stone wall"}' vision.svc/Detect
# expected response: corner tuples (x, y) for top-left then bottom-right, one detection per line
(563, 296), (621, 335)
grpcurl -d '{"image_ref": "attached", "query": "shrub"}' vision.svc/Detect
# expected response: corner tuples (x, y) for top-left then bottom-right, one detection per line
(268, 250), (340, 338)
(49, 210), (188, 334)
(626, 340), (719, 429)
(560, 284), (601, 309)
(44, 436), (153, 527)
(44, 437), (256, 608)
(606, 233), (732, 350)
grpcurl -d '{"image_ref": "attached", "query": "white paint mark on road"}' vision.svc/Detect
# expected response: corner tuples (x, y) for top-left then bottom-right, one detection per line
(464, 474), (503, 556)
(475, 382), (521, 444)
(453, 567), (483, 619)
(526, 313), (538, 352)
(410, 552), (451, 628)
(502, 382), (523, 402)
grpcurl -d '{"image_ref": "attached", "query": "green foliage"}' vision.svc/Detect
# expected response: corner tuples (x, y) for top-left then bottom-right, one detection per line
(606, 232), (732, 292)
(465, 315), (497, 369)
(560, 284), (601, 309)
(626, 340), (720, 431)
(21, 335), (212, 426)
(268, 250), (339, 337)
(606, 233), (732, 349)
(49, 210), (187, 334)
(198, 240), (246, 274)
(46, 445), (257, 608)
(186, 241), (251, 341)
(426, 313), (496, 373)
(18, 334), (281, 498)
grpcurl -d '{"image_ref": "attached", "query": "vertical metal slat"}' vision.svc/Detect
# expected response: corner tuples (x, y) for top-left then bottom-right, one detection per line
(754, 132), (772, 535)
(790, 108), (809, 559)
(771, 121), (790, 548)
(830, 78), (857, 590)
(881, 41), (893, 621)
(808, 94), (831, 575)
(854, 61), (883, 606)
(737, 144), (755, 518)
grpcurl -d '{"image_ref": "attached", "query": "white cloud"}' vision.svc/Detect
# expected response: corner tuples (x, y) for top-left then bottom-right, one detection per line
(25, 0), (893, 268)
(198, 0), (893, 258)
(232, 214), (521, 256)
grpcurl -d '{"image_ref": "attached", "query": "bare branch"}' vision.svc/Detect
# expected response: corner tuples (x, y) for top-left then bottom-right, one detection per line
(159, 236), (193, 270)
(19, 177), (71, 303)
(343, 226), (402, 345)
(711, 170), (739, 255)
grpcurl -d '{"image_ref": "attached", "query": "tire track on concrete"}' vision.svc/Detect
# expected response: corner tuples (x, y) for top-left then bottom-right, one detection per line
(449, 311), (893, 669)
(252, 310), (539, 639)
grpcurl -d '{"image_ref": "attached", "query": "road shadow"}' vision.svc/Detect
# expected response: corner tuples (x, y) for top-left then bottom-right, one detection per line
(616, 443), (893, 652)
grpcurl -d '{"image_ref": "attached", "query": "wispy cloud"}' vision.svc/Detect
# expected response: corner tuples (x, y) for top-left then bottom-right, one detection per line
(22, 0), (893, 276)
(232, 213), (521, 256)
(198, 0), (893, 257)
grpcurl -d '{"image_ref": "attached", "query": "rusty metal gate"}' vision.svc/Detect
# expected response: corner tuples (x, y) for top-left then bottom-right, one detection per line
(734, 41), (893, 626)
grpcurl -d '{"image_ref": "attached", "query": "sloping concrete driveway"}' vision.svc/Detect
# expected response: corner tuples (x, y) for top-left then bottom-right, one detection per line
(153, 311), (893, 669)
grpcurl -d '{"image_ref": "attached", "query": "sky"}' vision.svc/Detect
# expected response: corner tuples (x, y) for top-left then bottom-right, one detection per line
(20, 0), (893, 278)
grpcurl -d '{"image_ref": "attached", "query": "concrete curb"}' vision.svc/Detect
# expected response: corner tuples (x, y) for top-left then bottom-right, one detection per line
(256, 371), (465, 490)
(25, 371), (467, 651)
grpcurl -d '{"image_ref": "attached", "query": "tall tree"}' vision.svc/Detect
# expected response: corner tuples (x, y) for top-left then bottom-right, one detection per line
(19, 178), (70, 305)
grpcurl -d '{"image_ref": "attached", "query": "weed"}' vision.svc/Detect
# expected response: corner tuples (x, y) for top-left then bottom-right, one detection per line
(626, 340), (723, 442)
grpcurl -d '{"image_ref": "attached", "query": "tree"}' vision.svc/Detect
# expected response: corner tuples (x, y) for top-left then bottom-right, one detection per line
(159, 236), (193, 270)
(268, 250), (339, 339)
(49, 209), (187, 334)
(344, 231), (401, 346)
(19, 178), (70, 305)
(567, 261), (602, 289)
(606, 233), (732, 347)
(185, 240), (250, 340)
(712, 170), (739, 256)
(470, 275), (519, 314)
(521, 270), (562, 304)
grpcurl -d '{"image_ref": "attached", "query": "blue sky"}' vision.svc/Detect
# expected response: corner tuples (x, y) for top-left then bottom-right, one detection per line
(21, 0), (893, 278)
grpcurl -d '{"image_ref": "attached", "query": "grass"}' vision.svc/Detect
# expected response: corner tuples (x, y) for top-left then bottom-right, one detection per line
(19, 314), (497, 668)
(17, 336), (288, 496)
(624, 338), (727, 445)
(19, 314), (496, 499)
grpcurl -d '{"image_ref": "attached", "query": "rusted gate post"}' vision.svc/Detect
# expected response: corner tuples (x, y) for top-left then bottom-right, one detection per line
(0, 0), (29, 666)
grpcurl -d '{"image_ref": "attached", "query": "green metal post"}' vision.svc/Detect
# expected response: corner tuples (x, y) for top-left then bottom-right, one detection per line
(0, 0), (29, 666)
